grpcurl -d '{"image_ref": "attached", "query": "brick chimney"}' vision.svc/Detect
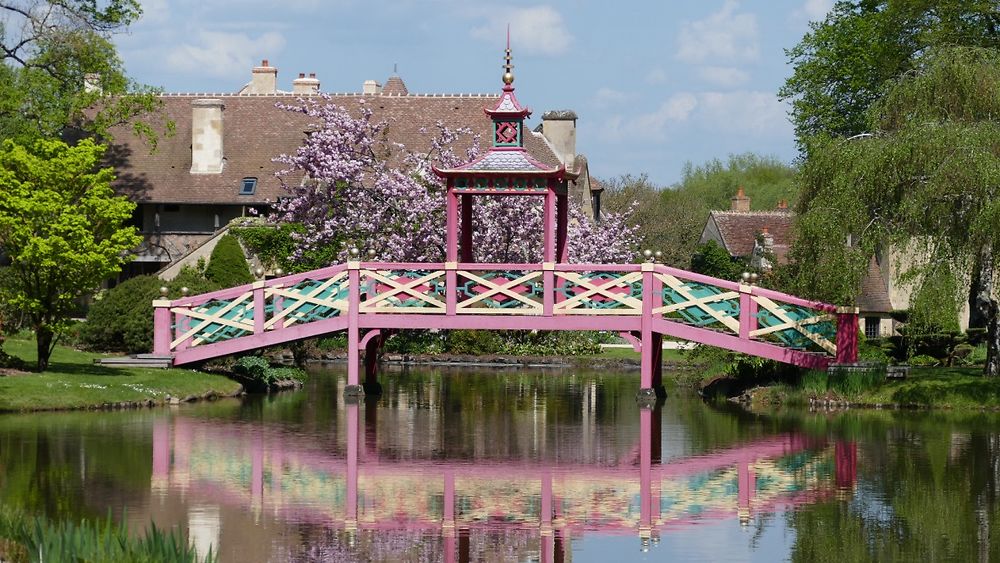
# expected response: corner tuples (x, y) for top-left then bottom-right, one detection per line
(249, 59), (277, 94)
(190, 99), (224, 174)
(292, 72), (320, 95)
(541, 110), (577, 167)
(362, 79), (382, 95)
(730, 186), (750, 212)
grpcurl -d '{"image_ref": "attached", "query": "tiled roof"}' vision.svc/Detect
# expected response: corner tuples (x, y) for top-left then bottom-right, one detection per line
(707, 210), (794, 261)
(857, 255), (893, 313)
(106, 92), (562, 204)
(382, 76), (408, 96)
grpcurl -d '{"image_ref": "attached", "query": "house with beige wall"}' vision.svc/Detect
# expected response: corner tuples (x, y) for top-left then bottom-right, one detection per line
(107, 60), (602, 280)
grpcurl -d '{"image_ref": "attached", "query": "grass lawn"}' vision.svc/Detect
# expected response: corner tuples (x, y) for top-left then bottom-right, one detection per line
(0, 335), (242, 412)
(755, 366), (1000, 409)
(859, 367), (1000, 408)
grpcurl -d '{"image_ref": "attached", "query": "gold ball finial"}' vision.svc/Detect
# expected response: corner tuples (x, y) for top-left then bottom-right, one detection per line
(503, 71), (514, 85)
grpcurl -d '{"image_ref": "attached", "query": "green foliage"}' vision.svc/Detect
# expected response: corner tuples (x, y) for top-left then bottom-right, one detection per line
(790, 49), (1000, 380)
(691, 240), (745, 281)
(445, 330), (504, 355)
(80, 267), (219, 354)
(232, 221), (343, 274)
(601, 155), (797, 269)
(909, 354), (940, 367)
(0, 138), (142, 370)
(0, 505), (215, 562)
(204, 234), (253, 287)
(0, 0), (169, 146)
(780, 0), (1000, 141)
(800, 370), (829, 394)
(232, 355), (306, 391)
(908, 266), (961, 334)
(827, 365), (886, 396)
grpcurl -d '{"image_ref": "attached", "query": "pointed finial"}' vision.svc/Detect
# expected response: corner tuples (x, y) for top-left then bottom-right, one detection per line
(503, 24), (514, 85)
(393, 62), (398, 75)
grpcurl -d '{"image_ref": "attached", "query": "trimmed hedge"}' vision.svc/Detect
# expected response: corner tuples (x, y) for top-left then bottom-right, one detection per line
(81, 268), (219, 354)
(204, 234), (253, 287)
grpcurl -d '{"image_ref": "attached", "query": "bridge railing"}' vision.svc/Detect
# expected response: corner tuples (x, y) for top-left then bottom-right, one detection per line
(153, 261), (852, 361)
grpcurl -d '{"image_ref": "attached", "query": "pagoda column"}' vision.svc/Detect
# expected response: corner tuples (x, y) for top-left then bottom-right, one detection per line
(461, 194), (474, 263)
(446, 187), (459, 262)
(556, 191), (568, 263)
(543, 189), (556, 262)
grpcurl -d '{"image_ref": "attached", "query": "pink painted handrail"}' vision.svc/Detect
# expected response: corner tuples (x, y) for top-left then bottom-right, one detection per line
(154, 260), (856, 369)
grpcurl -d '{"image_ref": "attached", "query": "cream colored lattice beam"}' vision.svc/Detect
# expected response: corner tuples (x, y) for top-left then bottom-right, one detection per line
(655, 273), (740, 333)
(457, 270), (543, 314)
(554, 271), (643, 315)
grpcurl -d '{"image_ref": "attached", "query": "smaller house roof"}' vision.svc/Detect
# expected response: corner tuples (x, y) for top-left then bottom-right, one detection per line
(703, 210), (794, 262)
(857, 255), (893, 313)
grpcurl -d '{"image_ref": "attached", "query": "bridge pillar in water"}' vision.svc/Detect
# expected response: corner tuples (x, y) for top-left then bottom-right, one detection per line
(638, 264), (667, 403)
(835, 307), (860, 364)
(737, 459), (756, 525)
(835, 440), (858, 497)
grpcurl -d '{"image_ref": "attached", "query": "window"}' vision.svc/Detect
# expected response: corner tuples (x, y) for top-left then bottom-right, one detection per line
(240, 177), (257, 196)
(864, 316), (881, 340)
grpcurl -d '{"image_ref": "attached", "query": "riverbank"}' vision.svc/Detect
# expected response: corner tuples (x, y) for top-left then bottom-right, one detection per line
(0, 336), (242, 413)
(732, 367), (1000, 410)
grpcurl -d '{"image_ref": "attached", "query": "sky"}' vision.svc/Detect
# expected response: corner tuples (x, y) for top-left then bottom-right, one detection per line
(114, 0), (835, 187)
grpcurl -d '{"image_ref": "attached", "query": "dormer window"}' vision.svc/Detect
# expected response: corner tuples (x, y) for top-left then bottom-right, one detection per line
(240, 177), (257, 196)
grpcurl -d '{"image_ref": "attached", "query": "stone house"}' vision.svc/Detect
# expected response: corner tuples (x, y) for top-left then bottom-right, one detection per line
(106, 60), (601, 279)
(696, 188), (971, 338)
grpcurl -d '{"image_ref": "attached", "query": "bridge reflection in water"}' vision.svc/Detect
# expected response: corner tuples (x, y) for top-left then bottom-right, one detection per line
(150, 402), (858, 561)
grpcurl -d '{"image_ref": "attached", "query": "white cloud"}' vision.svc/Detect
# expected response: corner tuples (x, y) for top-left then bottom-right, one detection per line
(797, 0), (834, 22)
(697, 90), (789, 135)
(676, 0), (759, 64)
(470, 5), (572, 56)
(645, 68), (668, 85)
(592, 87), (634, 108)
(698, 65), (750, 87)
(166, 30), (286, 78)
(604, 90), (789, 141)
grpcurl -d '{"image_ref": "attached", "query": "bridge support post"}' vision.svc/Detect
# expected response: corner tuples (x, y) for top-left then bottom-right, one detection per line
(152, 300), (171, 356)
(345, 262), (363, 397)
(638, 264), (666, 403)
(835, 307), (860, 363)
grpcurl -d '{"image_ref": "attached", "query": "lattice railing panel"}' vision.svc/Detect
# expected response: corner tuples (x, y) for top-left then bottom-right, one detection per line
(360, 269), (447, 313)
(654, 274), (740, 334)
(457, 270), (543, 314)
(266, 272), (350, 329)
(751, 296), (836, 354)
(172, 293), (255, 349)
(553, 271), (643, 315)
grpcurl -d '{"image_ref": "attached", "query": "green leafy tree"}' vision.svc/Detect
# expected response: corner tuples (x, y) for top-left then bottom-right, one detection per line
(791, 47), (1000, 376)
(204, 234), (254, 288)
(0, 138), (141, 370)
(780, 0), (1000, 141)
(602, 154), (797, 269)
(691, 240), (745, 282)
(0, 1), (167, 145)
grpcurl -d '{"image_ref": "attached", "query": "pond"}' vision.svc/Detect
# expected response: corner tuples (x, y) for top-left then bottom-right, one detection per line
(2, 364), (1000, 562)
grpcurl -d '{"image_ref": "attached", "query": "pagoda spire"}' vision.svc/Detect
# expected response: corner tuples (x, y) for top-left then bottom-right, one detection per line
(503, 25), (514, 85)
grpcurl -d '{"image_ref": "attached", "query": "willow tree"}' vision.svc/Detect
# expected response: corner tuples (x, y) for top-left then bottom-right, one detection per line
(791, 47), (1000, 376)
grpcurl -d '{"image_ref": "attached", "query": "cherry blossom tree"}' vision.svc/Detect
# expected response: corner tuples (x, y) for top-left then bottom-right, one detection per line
(267, 97), (638, 266)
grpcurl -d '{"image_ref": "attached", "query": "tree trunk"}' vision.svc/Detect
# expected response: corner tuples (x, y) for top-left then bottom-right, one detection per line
(35, 324), (53, 372)
(986, 299), (1000, 378)
(970, 248), (995, 339)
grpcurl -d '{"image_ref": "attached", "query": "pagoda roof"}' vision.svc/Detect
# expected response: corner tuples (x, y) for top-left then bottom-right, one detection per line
(435, 147), (563, 176)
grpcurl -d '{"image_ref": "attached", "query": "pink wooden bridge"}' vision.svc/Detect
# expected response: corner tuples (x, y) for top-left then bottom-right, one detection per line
(151, 48), (858, 397)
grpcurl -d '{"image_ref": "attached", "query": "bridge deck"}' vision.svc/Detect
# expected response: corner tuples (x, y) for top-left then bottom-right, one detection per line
(153, 261), (858, 391)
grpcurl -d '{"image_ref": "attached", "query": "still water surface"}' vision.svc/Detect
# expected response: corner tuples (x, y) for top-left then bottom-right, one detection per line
(2, 365), (1000, 562)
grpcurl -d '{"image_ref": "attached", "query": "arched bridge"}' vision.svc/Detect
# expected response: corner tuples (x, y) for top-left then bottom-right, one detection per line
(152, 260), (859, 396)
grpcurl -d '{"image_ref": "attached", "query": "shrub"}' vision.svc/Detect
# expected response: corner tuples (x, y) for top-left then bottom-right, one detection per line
(908, 354), (939, 367)
(232, 355), (306, 391)
(81, 268), (218, 354)
(204, 234), (253, 287)
(445, 330), (504, 355)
